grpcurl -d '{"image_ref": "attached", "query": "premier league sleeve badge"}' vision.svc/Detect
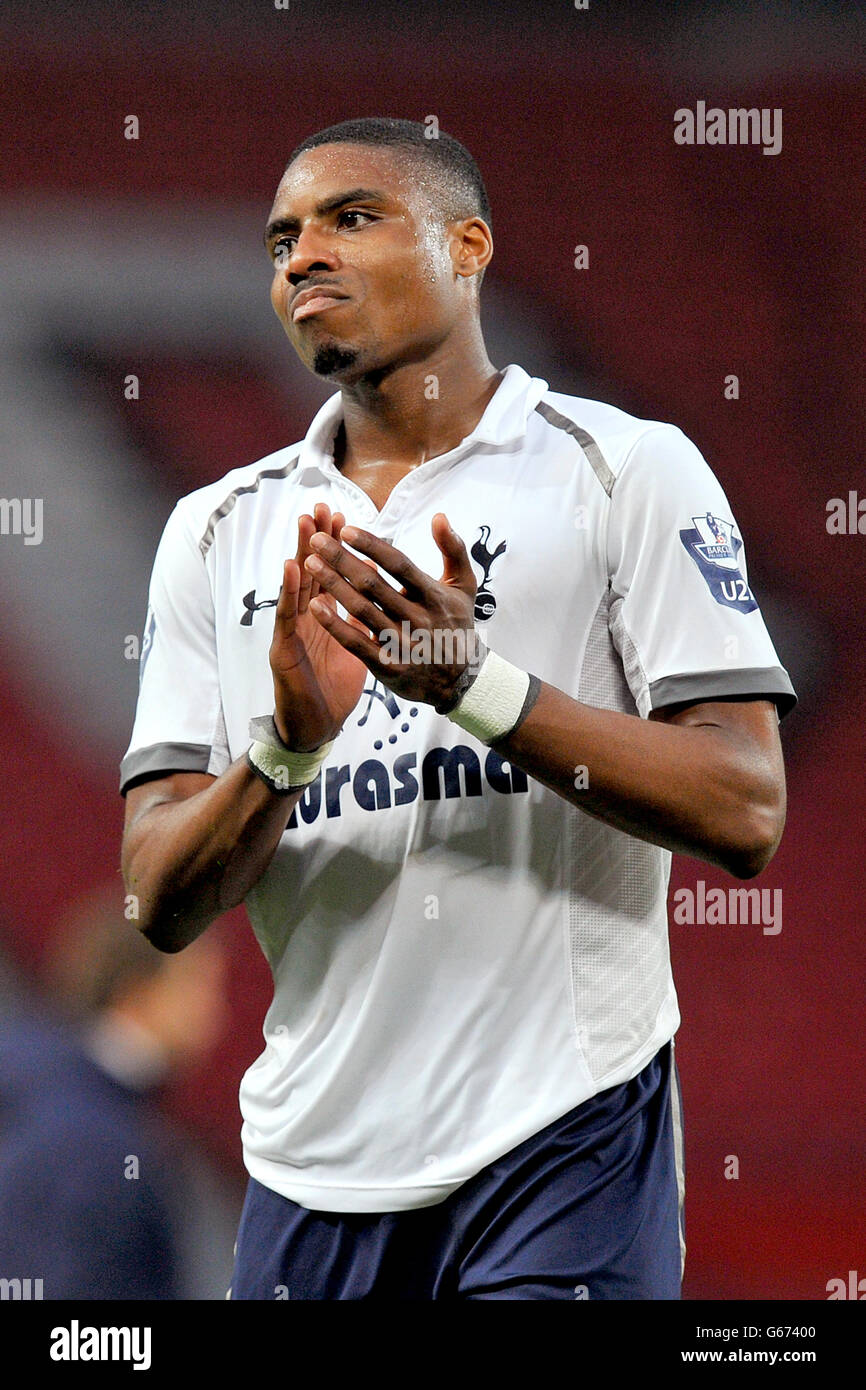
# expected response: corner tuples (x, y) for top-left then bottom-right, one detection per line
(678, 512), (759, 613)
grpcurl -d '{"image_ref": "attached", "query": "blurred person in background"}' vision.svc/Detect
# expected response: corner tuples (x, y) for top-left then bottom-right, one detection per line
(0, 889), (237, 1299)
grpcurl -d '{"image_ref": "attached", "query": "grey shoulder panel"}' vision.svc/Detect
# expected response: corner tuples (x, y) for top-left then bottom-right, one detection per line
(199, 454), (301, 557)
(534, 401), (616, 497)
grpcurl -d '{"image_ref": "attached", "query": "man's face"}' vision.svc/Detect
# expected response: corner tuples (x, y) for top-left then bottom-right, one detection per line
(264, 143), (475, 381)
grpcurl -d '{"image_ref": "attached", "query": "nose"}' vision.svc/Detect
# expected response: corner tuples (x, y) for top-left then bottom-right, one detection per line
(284, 225), (340, 285)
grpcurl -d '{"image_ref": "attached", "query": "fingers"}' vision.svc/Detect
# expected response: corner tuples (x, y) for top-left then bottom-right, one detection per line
(290, 509), (461, 638)
(294, 503), (342, 615)
(306, 532), (418, 625)
(308, 591), (384, 670)
(334, 526), (433, 599)
(306, 553), (412, 634)
(432, 513), (476, 594)
(273, 557), (300, 638)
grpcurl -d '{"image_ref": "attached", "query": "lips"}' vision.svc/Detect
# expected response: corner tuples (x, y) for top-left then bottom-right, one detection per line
(291, 286), (349, 323)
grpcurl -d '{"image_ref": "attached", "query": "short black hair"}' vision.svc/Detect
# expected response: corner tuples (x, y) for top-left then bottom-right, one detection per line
(286, 116), (493, 231)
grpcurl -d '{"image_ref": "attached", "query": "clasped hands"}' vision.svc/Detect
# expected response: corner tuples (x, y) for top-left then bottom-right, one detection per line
(303, 512), (480, 715)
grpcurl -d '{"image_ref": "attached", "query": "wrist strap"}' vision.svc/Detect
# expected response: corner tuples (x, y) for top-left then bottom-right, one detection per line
(445, 649), (539, 745)
(247, 716), (334, 793)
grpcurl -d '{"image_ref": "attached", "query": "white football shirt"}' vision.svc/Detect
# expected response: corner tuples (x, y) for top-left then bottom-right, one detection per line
(121, 363), (795, 1212)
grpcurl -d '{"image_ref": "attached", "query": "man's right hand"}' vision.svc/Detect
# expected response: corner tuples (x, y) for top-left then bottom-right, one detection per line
(270, 502), (370, 751)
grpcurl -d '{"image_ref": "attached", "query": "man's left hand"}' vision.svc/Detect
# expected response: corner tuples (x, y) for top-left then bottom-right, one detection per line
(303, 513), (479, 713)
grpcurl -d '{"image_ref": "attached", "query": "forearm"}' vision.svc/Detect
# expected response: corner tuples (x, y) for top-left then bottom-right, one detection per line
(122, 757), (304, 952)
(490, 682), (785, 877)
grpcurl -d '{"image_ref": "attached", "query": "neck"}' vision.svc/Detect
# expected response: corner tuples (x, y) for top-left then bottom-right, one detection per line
(334, 332), (501, 472)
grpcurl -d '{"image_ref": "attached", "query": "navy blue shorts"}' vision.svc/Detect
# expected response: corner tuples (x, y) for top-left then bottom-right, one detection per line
(230, 1041), (685, 1301)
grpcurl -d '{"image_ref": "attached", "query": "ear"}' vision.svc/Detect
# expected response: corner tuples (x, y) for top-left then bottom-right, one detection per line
(449, 216), (493, 282)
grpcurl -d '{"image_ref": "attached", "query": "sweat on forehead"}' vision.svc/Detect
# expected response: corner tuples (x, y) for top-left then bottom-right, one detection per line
(280, 142), (477, 226)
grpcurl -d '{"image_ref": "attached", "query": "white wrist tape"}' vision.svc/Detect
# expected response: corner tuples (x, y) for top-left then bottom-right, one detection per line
(445, 649), (532, 744)
(247, 715), (334, 792)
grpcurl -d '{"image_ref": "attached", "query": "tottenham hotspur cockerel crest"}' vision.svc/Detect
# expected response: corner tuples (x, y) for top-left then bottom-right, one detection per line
(470, 525), (507, 621)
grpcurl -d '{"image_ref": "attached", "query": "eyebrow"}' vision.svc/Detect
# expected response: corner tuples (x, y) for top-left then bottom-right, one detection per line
(263, 188), (389, 247)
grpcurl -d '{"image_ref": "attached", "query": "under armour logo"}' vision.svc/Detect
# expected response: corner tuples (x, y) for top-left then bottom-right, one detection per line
(240, 589), (278, 626)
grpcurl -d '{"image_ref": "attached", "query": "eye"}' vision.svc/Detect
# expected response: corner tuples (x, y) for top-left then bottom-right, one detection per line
(271, 236), (296, 266)
(337, 209), (374, 230)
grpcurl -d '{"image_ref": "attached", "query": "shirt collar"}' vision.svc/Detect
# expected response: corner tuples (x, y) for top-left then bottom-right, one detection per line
(296, 363), (549, 483)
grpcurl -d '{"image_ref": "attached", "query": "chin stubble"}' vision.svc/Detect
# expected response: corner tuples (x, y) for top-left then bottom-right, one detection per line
(312, 344), (359, 376)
